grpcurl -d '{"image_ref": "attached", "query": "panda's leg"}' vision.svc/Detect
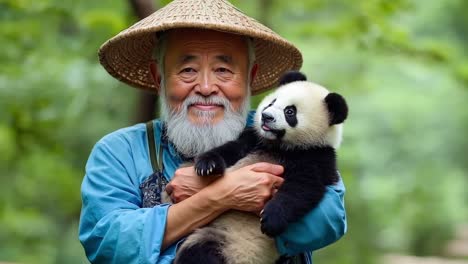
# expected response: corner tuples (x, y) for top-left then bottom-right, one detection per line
(174, 227), (227, 264)
(260, 173), (326, 237)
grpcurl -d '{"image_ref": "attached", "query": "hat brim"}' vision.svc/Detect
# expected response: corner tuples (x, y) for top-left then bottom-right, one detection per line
(98, 1), (303, 95)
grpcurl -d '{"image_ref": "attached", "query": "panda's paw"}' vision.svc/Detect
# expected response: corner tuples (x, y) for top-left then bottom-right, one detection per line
(260, 202), (288, 237)
(195, 151), (226, 176)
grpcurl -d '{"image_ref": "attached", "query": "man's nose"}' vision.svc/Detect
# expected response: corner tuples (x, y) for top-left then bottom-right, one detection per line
(195, 71), (218, 96)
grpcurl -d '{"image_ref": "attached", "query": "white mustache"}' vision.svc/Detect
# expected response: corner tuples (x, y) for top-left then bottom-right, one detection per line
(179, 95), (230, 111)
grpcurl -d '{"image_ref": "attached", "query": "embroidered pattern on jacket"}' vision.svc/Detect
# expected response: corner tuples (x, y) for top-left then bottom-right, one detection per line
(140, 171), (168, 208)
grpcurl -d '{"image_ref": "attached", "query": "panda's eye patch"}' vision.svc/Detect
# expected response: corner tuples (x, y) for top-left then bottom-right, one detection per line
(284, 105), (296, 116)
(284, 105), (297, 127)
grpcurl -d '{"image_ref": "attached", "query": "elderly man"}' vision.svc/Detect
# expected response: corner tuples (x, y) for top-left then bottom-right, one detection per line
(79, 0), (346, 263)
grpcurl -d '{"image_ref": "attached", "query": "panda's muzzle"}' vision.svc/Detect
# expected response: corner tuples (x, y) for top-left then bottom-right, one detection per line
(261, 112), (275, 123)
(261, 113), (285, 139)
(261, 112), (275, 131)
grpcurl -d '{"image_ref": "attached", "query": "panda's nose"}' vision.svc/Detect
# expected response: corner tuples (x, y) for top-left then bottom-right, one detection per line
(261, 112), (275, 123)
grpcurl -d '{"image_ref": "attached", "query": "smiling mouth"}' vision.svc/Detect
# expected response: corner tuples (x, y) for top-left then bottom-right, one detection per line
(190, 104), (223, 111)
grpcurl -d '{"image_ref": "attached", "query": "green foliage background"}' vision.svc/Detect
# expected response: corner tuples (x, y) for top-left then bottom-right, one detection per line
(0, 0), (467, 263)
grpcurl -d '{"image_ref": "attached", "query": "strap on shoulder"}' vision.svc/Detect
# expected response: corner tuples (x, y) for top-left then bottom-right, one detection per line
(146, 121), (163, 172)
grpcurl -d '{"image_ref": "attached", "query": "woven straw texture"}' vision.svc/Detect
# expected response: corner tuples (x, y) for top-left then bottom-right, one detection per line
(98, 0), (303, 95)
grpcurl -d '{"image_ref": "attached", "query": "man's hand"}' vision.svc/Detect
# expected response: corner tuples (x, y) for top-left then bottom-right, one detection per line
(165, 166), (218, 203)
(162, 162), (284, 249)
(208, 162), (284, 213)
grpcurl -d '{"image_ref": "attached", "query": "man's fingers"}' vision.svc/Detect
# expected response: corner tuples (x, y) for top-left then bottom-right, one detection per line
(272, 177), (283, 188)
(165, 183), (173, 194)
(250, 162), (284, 176)
(270, 175), (284, 187)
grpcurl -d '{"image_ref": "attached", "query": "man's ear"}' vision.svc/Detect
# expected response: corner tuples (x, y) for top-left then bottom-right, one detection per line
(249, 63), (258, 86)
(149, 61), (161, 93)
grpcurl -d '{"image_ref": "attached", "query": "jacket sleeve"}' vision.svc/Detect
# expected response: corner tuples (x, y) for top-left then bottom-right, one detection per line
(275, 177), (347, 256)
(78, 136), (176, 264)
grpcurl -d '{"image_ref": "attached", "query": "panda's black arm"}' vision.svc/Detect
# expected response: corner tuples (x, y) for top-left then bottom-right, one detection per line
(211, 127), (259, 166)
(194, 127), (260, 176)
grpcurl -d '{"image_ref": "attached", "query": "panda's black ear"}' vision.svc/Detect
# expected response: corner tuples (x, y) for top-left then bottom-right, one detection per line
(279, 71), (307, 86)
(325, 93), (348, 125)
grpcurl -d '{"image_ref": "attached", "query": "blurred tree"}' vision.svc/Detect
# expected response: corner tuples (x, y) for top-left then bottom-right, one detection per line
(0, 0), (467, 263)
(129, 0), (160, 123)
(0, 0), (134, 263)
(258, 0), (274, 28)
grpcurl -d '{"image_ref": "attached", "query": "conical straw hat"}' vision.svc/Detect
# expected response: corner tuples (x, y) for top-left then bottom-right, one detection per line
(98, 0), (303, 95)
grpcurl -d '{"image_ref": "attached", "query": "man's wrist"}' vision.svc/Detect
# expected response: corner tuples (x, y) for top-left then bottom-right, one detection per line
(199, 180), (232, 212)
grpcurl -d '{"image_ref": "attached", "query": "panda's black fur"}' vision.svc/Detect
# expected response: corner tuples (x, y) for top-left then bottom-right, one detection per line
(173, 71), (348, 264)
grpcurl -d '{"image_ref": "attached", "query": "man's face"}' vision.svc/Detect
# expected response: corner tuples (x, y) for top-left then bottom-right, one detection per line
(163, 29), (250, 125)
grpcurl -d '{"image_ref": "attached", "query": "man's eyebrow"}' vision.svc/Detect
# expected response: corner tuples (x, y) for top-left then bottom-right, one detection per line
(178, 55), (197, 64)
(177, 55), (233, 64)
(216, 55), (232, 64)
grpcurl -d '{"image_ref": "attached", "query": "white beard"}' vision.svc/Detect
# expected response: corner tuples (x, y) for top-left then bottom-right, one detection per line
(162, 94), (250, 158)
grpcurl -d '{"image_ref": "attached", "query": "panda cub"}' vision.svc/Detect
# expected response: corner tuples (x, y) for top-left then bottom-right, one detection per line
(173, 71), (348, 264)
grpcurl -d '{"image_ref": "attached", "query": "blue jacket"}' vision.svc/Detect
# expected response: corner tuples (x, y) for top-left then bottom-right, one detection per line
(79, 117), (347, 263)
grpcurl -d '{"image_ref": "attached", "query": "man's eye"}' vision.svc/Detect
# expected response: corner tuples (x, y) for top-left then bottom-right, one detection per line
(180, 68), (196, 73)
(216, 68), (232, 74)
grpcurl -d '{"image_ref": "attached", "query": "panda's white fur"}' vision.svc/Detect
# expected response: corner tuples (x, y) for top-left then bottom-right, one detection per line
(255, 81), (343, 149)
(179, 208), (279, 264)
(172, 75), (346, 264)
